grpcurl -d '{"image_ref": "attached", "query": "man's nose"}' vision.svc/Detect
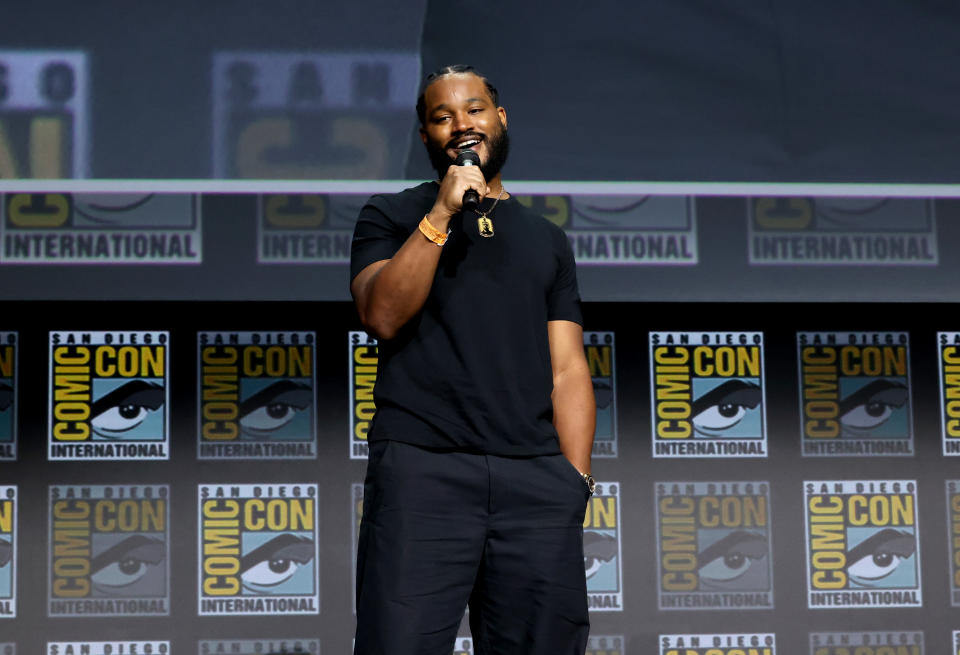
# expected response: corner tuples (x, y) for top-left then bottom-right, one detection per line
(452, 110), (473, 133)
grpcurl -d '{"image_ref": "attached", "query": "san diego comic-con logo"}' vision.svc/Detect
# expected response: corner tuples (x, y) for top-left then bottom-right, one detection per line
(0, 332), (16, 461)
(798, 332), (913, 457)
(258, 193), (368, 264)
(0, 486), (16, 618)
(49, 331), (169, 461)
(650, 331), (767, 458)
(659, 633), (775, 655)
(47, 643), (169, 655)
(198, 331), (317, 460)
(349, 331), (377, 460)
(198, 483), (319, 616)
(947, 480), (960, 606)
(1, 194), (202, 264)
(804, 480), (921, 609)
(584, 481), (623, 611)
(0, 50), (88, 179)
(47, 485), (169, 617)
(587, 635), (624, 655)
(585, 332), (617, 458)
(198, 639), (319, 655)
(453, 638), (474, 655)
(810, 631), (923, 655)
(656, 481), (773, 611)
(211, 52), (419, 179)
(515, 195), (698, 265)
(748, 200), (937, 266)
(939, 332), (960, 456)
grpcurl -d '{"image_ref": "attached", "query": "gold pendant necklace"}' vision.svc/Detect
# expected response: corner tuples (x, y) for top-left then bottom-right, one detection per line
(474, 187), (504, 238)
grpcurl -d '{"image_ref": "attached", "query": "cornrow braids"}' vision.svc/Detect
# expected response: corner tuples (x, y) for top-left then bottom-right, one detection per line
(415, 64), (500, 125)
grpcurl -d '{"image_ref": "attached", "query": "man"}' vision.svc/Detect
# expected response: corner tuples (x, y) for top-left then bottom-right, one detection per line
(350, 64), (595, 655)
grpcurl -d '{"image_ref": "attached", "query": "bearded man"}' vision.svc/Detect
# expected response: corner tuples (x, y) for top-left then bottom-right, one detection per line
(350, 64), (595, 655)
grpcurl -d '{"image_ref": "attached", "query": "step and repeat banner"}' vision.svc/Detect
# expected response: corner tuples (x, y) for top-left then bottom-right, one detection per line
(1, 299), (959, 653)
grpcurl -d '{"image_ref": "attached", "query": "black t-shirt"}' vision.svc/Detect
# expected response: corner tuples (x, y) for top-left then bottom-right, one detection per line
(350, 182), (583, 456)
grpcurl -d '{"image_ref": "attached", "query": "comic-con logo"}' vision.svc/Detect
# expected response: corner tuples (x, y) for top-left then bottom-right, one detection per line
(48, 643), (168, 655)
(198, 332), (316, 459)
(810, 631), (923, 655)
(0, 333), (15, 461)
(584, 481), (622, 611)
(650, 332), (766, 458)
(798, 332), (913, 456)
(47, 485), (169, 617)
(258, 194), (366, 263)
(660, 633), (775, 655)
(939, 333), (960, 455)
(656, 482), (772, 610)
(804, 480), (921, 608)
(0, 486), (16, 618)
(453, 638), (474, 655)
(748, 201), (937, 265)
(947, 480), (960, 606)
(587, 635), (624, 655)
(515, 195), (697, 265)
(585, 332), (617, 457)
(48, 331), (169, 460)
(198, 639), (319, 655)
(198, 483), (318, 615)
(349, 331), (377, 460)
(2, 194), (201, 263)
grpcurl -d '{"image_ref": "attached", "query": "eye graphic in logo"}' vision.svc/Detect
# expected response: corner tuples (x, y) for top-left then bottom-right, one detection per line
(583, 531), (618, 580)
(0, 383), (12, 412)
(573, 196), (653, 228)
(90, 380), (165, 440)
(0, 536), (10, 596)
(240, 533), (315, 593)
(73, 194), (156, 224)
(846, 528), (916, 588)
(0, 382), (12, 443)
(697, 530), (769, 590)
(0, 537), (11, 567)
(238, 379), (312, 440)
(691, 379), (762, 438)
(90, 534), (165, 594)
(592, 378), (613, 410)
(838, 379), (908, 437)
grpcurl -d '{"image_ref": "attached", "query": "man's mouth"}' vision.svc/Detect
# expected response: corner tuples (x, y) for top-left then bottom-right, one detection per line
(448, 134), (484, 152)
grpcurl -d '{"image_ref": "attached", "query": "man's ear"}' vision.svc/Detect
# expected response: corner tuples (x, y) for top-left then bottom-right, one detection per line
(498, 106), (507, 129)
(419, 127), (428, 145)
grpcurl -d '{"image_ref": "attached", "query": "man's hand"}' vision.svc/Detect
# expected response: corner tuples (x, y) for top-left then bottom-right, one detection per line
(428, 164), (490, 230)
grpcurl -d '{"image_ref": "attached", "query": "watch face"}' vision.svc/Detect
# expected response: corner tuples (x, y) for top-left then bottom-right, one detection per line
(585, 475), (596, 495)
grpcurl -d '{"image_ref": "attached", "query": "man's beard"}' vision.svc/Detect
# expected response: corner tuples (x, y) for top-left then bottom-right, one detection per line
(426, 124), (510, 183)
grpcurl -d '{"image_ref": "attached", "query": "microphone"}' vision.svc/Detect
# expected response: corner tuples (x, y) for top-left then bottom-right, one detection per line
(455, 149), (481, 211)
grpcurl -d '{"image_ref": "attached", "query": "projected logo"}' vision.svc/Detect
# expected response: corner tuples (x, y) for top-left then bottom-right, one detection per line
(0, 332), (16, 461)
(1, 194), (202, 264)
(947, 480), (960, 606)
(198, 331), (316, 459)
(810, 631), (923, 655)
(798, 332), (913, 456)
(940, 333), (960, 455)
(198, 483), (319, 615)
(748, 198), (937, 265)
(656, 481), (773, 610)
(48, 332), (169, 460)
(587, 635), (624, 655)
(258, 194), (368, 264)
(47, 485), (169, 617)
(659, 633), (775, 655)
(198, 639), (319, 655)
(0, 486), (15, 618)
(650, 332), (767, 458)
(48, 643), (168, 655)
(585, 332), (617, 457)
(0, 51), (87, 178)
(584, 481), (622, 611)
(804, 480), (921, 609)
(212, 52), (418, 179)
(349, 331), (378, 460)
(515, 195), (697, 265)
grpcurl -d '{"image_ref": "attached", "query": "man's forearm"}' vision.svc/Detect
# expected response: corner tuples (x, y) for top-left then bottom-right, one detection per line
(552, 365), (596, 474)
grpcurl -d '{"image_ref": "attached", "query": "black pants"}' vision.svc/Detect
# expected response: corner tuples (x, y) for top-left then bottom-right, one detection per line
(354, 440), (590, 655)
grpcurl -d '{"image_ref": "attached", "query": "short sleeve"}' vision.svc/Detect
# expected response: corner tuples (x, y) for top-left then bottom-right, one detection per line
(350, 195), (409, 281)
(547, 228), (583, 325)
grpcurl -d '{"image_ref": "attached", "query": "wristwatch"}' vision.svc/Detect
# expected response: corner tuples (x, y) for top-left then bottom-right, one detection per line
(581, 472), (596, 496)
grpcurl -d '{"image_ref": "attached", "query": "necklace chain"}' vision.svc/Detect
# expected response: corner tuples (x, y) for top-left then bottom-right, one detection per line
(474, 186), (504, 218)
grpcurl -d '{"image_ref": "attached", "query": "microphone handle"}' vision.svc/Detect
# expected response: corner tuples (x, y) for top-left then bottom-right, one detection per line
(462, 189), (479, 211)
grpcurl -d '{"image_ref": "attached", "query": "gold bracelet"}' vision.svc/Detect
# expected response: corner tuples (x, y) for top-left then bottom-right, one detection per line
(418, 215), (448, 246)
